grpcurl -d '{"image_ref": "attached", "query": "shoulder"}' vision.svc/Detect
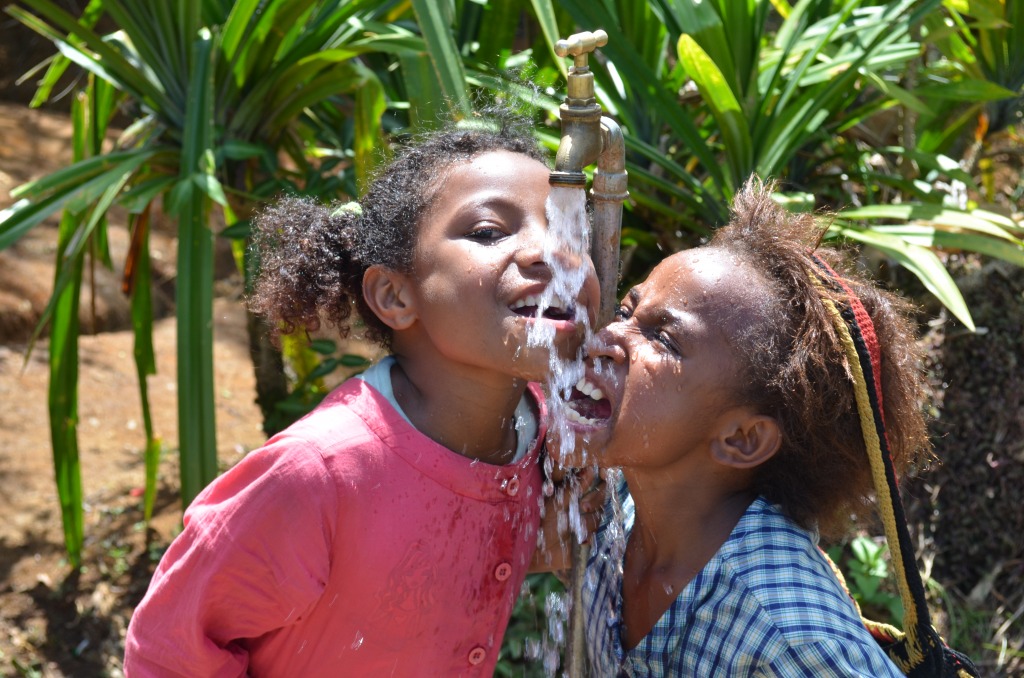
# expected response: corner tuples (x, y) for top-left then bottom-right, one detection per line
(273, 376), (414, 472)
(719, 497), (824, 584)
(764, 638), (905, 677)
(185, 429), (340, 542)
(184, 378), (390, 529)
(711, 499), (894, 665)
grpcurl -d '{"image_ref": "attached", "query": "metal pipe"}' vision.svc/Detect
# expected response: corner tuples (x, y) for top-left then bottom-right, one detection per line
(550, 28), (628, 678)
(592, 117), (628, 326)
(551, 30), (606, 191)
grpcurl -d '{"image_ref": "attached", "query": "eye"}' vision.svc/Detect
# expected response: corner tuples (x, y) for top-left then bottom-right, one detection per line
(465, 223), (508, 241)
(655, 331), (679, 355)
(613, 305), (631, 320)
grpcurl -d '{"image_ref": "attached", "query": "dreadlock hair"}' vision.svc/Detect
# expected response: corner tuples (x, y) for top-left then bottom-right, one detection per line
(708, 177), (931, 539)
(248, 111), (547, 348)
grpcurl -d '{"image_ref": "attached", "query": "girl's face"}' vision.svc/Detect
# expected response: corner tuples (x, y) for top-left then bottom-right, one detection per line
(405, 150), (599, 381)
(562, 248), (754, 469)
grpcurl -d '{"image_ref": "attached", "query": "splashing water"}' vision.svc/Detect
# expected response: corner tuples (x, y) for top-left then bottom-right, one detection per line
(585, 468), (628, 631)
(522, 184), (597, 675)
(529, 184), (593, 537)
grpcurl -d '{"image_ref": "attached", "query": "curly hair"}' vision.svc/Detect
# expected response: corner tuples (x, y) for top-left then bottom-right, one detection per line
(248, 113), (547, 348)
(710, 178), (931, 539)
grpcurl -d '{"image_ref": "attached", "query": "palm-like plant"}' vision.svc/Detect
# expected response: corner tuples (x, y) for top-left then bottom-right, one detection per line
(537, 0), (1023, 327)
(0, 0), (458, 566)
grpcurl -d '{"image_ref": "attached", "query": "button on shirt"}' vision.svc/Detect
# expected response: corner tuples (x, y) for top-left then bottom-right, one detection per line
(125, 378), (546, 677)
(584, 484), (905, 677)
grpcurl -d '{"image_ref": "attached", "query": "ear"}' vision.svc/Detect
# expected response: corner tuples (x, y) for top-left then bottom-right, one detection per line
(710, 412), (781, 469)
(363, 265), (417, 331)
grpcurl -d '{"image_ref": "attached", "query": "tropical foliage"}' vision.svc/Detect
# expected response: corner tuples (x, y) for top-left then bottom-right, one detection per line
(2, 5), (1022, 672)
(540, 0), (1024, 329)
(2, 0), (458, 565)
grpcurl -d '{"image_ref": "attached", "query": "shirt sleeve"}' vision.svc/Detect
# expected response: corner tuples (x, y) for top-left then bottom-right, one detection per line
(764, 638), (905, 677)
(123, 435), (338, 677)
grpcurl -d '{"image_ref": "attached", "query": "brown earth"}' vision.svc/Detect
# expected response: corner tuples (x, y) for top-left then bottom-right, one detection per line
(0, 101), (268, 677)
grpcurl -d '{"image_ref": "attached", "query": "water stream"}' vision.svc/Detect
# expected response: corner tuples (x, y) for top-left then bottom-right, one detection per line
(531, 183), (593, 532)
(522, 184), (596, 674)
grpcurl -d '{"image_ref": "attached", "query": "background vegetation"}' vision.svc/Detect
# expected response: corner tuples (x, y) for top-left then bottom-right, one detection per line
(1, 0), (1021, 674)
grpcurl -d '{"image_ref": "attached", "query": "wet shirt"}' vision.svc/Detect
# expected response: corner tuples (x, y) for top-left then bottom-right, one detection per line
(584, 486), (904, 677)
(124, 378), (545, 677)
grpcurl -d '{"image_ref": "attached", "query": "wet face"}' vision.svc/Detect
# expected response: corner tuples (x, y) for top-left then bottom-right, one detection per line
(562, 247), (757, 469)
(405, 150), (599, 382)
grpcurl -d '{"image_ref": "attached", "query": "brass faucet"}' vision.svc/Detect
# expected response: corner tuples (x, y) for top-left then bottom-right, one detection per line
(550, 30), (607, 186)
(550, 29), (628, 324)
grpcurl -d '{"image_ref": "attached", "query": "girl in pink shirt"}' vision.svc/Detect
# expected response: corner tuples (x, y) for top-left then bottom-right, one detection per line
(123, 116), (601, 677)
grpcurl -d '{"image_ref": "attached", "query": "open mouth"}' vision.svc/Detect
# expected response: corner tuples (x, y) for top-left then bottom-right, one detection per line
(564, 376), (612, 426)
(510, 293), (576, 322)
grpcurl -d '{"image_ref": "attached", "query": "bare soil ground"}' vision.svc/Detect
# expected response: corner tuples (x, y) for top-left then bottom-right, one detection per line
(0, 102), (268, 676)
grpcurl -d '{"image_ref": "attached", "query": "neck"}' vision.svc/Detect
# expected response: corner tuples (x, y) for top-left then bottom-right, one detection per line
(389, 353), (530, 465)
(623, 467), (755, 573)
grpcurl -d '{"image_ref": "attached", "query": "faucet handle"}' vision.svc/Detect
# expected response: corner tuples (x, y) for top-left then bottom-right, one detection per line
(554, 29), (608, 58)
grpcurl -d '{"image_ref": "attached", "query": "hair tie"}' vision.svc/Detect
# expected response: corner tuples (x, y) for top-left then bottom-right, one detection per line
(332, 201), (362, 217)
(806, 254), (976, 677)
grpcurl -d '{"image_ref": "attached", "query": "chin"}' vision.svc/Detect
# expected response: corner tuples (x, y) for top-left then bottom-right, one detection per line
(508, 352), (553, 383)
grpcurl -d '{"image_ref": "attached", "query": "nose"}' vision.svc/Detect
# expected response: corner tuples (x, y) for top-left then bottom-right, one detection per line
(514, 220), (549, 272)
(590, 323), (629, 364)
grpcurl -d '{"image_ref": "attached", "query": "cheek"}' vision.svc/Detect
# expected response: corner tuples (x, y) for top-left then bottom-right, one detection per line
(622, 360), (676, 415)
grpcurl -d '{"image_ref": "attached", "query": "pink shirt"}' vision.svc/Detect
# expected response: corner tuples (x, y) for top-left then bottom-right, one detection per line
(124, 378), (545, 677)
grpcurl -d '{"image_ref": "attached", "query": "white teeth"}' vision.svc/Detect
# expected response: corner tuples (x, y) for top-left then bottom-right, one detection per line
(510, 295), (536, 310)
(575, 378), (603, 402)
(564, 406), (598, 426)
(510, 292), (569, 312)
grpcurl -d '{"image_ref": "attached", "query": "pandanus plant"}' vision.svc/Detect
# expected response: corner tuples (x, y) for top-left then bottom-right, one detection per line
(0, 0), (474, 567)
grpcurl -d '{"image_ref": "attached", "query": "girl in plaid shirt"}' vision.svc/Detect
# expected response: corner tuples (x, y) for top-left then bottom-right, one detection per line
(559, 178), (927, 676)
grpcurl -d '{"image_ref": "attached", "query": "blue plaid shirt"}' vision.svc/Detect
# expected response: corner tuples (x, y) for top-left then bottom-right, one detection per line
(583, 482), (904, 677)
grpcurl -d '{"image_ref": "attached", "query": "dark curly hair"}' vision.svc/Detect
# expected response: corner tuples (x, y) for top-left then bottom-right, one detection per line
(248, 114), (547, 347)
(710, 178), (930, 539)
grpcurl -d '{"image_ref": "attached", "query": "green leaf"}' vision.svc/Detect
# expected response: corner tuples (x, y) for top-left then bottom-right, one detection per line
(308, 358), (340, 381)
(191, 173), (228, 207)
(353, 64), (387, 193)
(126, 207), (161, 522)
(310, 339), (337, 355)
(220, 139), (271, 162)
(219, 219), (251, 240)
(48, 207), (85, 568)
(557, 0), (724, 189)
(914, 79), (1019, 102)
(24, 0), (105, 108)
(831, 225), (975, 331)
(401, 51), (449, 130)
(411, 0), (470, 117)
(528, 0), (568, 79)
(175, 25), (219, 508)
(840, 204), (1021, 242)
(340, 354), (372, 368)
(8, 0), (178, 118)
(869, 225), (1024, 268)
(1, 150), (153, 251)
(28, 164), (135, 352)
(120, 176), (177, 214)
(676, 33), (751, 188)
